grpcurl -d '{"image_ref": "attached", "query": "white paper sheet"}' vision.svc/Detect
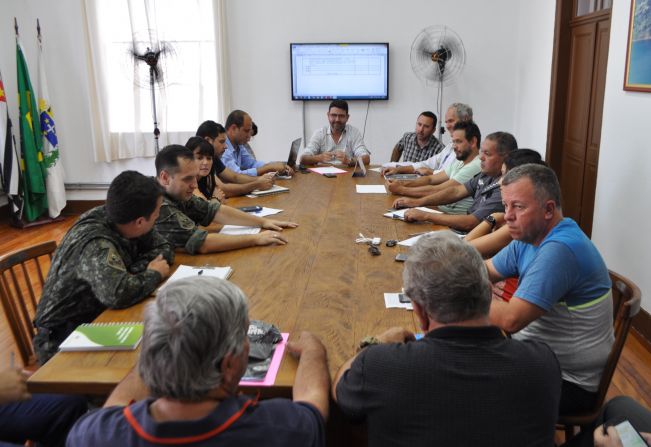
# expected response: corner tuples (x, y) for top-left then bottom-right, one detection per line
(158, 265), (233, 294)
(309, 166), (348, 175)
(383, 207), (442, 220)
(252, 207), (283, 217)
(219, 225), (261, 235)
(356, 184), (387, 194)
(397, 231), (437, 247)
(384, 293), (413, 310)
(369, 167), (382, 173)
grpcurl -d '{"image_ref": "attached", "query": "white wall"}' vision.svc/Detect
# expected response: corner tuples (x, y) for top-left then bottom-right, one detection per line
(512, 2), (556, 153)
(1, 0), (554, 201)
(226, 0), (553, 162)
(592, 0), (651, 310)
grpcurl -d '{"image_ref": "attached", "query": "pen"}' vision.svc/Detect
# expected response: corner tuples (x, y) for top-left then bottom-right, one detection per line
(408, 231), (429, 237)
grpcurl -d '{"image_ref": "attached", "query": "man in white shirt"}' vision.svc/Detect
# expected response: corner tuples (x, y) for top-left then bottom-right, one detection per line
(382, 102), (473, 176)
(300, 100), (371, 167)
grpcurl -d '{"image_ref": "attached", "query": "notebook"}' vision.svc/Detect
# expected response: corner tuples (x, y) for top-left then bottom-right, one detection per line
(58, 322), (144, 352)
(250, 185), (290, 196)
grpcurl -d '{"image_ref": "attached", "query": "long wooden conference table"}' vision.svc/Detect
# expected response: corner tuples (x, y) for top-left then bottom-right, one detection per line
(28, 167), (447, 397)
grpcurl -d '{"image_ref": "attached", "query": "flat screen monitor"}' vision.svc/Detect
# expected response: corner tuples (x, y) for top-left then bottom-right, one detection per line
(290, 43), (389, 101)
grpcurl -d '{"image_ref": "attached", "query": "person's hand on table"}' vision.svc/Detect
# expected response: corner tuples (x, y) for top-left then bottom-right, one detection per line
(415, 167), (433, 176)
(392, 197), (419, 209)
(0, 369), (31, 405)
(376, 327), (415, 344)
(317, 152), (335, 163)
(148, 254), (171, 279)
(255, 231), (288, 246)
(287, 331), (326, 359)
(280, 165), (295, 176)
(381, 166), (398, 176)
(386, 180), (405, 195)
(261, 219), (298, 231)
(403, 209), (432, 223)
(255, 174), (275, 191)
(212, 188), (226, 203)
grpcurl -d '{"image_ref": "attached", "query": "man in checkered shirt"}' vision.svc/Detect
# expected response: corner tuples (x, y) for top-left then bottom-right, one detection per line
(389, 111), (444, 163)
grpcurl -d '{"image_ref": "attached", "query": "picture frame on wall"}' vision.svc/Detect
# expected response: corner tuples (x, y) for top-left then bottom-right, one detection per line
(624, 0), (651, 92)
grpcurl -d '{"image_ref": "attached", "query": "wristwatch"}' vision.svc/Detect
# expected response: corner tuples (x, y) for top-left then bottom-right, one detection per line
(358, 336), (381, 351)
(484, 215), (496, 230)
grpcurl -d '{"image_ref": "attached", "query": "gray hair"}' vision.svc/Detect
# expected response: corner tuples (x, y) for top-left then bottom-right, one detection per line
(449, 103), (473, 122)
(138, 277), (249, 401)
(502, 163), (562, 208)
(485, 131), (518, 157)
(403, 232), (491, 324)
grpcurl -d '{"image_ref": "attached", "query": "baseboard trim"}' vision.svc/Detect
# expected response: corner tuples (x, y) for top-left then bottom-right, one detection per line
(61, 200), (105, 216)
(0, 200), (104, 223)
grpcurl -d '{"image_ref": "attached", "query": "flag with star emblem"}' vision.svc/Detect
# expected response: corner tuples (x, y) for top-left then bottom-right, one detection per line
(38, 28), (66, 218)
(16, 40), (48, 221)
(0, 71), (21, 205)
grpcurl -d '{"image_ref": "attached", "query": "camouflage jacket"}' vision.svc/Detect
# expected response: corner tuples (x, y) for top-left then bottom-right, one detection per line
(34, 206), (174, 331)
(155, 193), (220, 254)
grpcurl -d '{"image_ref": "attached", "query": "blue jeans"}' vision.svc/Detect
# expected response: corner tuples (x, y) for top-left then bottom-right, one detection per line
(0, 394), (87, 447)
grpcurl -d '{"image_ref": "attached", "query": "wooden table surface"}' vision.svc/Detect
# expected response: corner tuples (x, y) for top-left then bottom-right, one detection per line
(28, 168), (446, 396)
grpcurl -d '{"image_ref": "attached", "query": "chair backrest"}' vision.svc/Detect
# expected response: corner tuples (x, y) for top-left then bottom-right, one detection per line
(0, 241), (57, 366)
(591, 270), (642, 410)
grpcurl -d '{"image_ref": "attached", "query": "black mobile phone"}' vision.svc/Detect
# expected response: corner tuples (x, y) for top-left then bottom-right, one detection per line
(239, 206), (262, 213)
(398, 293), (410, 303)
(395, 253), (408, 262)
(323, 173), (337, 178)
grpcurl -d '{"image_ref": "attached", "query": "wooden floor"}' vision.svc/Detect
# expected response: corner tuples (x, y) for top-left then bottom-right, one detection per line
(1, 213), (651, 442)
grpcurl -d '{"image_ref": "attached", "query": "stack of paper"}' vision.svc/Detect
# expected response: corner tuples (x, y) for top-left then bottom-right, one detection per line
(384, 293), (413, 310)
(158, 265), (233, 294)
(250, 185), (289, 196)
(309, 166), (347, 175)
(219, 225), (261, 235)
(398, 231), (437, 247)
(383, 207), (442, 220)
(251, 207), (283, 217)
(356, 185), (387, 194)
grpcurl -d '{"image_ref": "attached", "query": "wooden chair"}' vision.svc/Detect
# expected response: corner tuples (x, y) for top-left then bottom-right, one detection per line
(558, 270), (642, 440)
(0, 241), (57, 367)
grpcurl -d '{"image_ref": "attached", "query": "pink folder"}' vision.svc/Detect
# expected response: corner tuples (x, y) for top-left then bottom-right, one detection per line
(239, 333), (288, 387)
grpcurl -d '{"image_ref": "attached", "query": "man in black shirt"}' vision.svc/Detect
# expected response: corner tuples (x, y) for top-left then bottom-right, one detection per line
(333, 232), (562, 447)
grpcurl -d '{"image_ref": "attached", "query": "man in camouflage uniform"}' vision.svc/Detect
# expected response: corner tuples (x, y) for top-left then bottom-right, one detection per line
(154, 145), (298, 254)
(33, 171), (173, 364)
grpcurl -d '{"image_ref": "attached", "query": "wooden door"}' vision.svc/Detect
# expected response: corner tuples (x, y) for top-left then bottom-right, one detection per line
(547, 2), (611, 237)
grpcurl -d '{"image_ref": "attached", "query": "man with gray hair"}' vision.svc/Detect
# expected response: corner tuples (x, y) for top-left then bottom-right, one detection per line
(67, 277), (329, 446)
(333, 232), (561, 446)
(486, 164), (613, 415)
(382, 103), (473, 176)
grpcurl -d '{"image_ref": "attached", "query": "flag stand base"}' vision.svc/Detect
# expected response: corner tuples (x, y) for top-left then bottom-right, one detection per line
(10, 214), (66, 229)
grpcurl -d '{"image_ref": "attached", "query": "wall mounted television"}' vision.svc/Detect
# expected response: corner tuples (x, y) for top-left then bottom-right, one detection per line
(290, 43), (389, 101)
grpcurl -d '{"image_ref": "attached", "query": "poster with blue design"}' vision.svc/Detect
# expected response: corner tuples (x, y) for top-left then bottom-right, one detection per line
(625, 0), (651, 91)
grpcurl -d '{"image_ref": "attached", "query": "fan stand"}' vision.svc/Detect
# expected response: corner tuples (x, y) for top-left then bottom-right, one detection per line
(148, 65), (160, 153)
(141, 48), (161, 153)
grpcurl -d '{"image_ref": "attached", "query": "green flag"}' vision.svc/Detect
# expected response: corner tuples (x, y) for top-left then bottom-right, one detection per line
(16, 41), (48, 221)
